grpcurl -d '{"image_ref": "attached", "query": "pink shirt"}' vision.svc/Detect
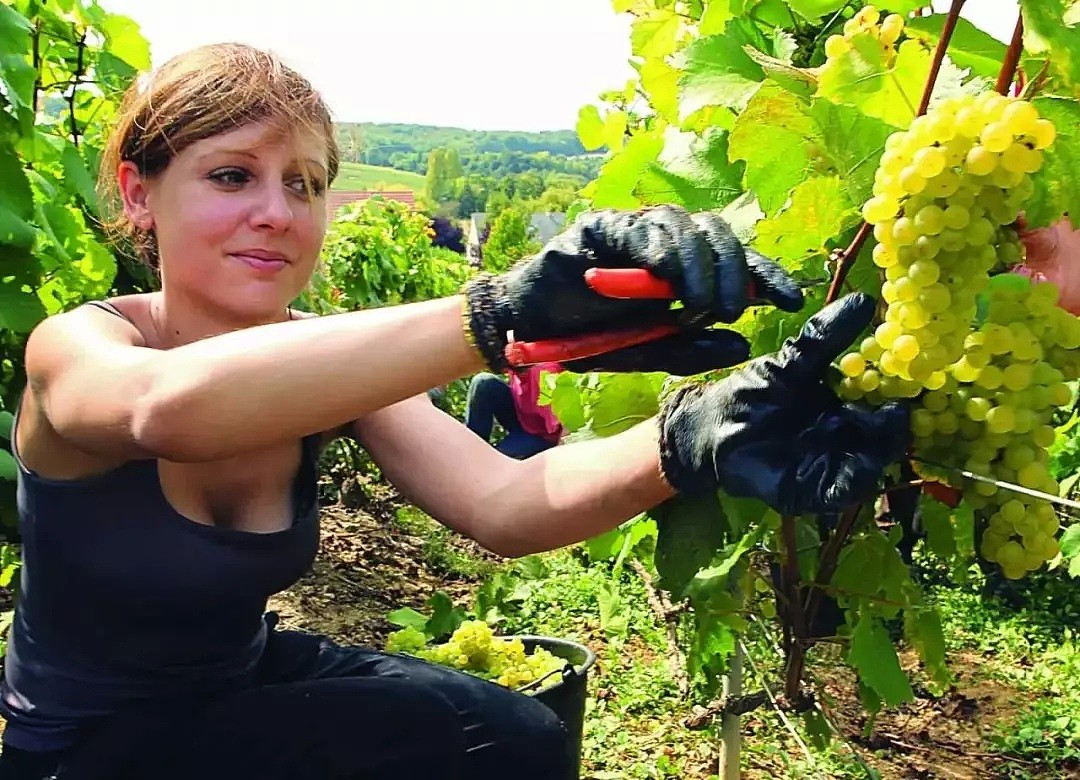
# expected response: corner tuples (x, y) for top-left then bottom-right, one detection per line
(508, 363), (564, 443)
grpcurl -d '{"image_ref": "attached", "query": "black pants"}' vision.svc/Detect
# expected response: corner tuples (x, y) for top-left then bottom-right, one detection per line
(0, 620), (575, 780)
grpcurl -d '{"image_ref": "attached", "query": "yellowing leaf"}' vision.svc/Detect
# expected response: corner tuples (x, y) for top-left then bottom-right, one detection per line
(631, 10), (682, 60)
(698, 0), (734, 34)
(816, 36), (930, 128)
(639, 57), (680, 123)
(602, 110), (628, 152)
(728, 84), (822, 215)
(583, 131), (664, 209)
(576, 105), (606, 151)
(753, 175), (857, 268)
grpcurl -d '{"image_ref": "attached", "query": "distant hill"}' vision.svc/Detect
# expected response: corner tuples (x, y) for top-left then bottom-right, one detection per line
(336, 122), (587, 164)
(333, 122), (602, 180)
(331, 161), (425, 193)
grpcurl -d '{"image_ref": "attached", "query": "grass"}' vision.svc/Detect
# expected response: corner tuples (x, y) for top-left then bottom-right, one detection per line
(332, 161), (425, 193)
(392, 505), (496, 580)
(931, 574), (1080, 777)
(482, 549), (872, 779)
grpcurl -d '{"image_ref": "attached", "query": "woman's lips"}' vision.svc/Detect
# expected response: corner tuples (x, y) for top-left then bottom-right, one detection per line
(232, 252), (288, 272)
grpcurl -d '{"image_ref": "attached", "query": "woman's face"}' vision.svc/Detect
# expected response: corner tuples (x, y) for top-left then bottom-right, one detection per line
(120, 120), (330, 323)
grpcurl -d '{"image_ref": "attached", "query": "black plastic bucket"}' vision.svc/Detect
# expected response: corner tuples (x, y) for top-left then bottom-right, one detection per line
(513, 635), (596, 778)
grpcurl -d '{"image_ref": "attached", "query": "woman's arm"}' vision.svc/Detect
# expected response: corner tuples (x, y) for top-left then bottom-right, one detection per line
(353, 395), (672, 558)
(28, 296), (484, 462)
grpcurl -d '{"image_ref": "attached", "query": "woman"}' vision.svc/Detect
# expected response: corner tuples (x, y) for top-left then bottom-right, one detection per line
(2, 42), (909, 780)
(465, 362), (564, 459)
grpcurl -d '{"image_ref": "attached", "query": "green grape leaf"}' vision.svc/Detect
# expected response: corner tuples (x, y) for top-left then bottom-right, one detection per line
(576, 105), (606, 151)
(0, 3), (34, 111)
(685, 524), (768, 607)
(1026, 96), (1080, 229)
(848, 614), (914, 707)
(678, 23), (765, 120)
(743, 47), (818, 97)
(816, 36), (929, 128)
(729, 84), (821, 215)
(586, 372), (663, 436)
(425, 591), (467, 640)
(809, 100), (894, 209)
(583, 131), (664, 209)
(1021, 0), (1080, 89)
(631, 9), (681, 60)
(652, 491), (727, 598)
(0, 450), (15, 482)
(583, 514), (656, 570)
(803, 709), (833, 751)
(717, 492), (775, 537)
(386, 607), (429, 631)
(0, 143), (36, 249)
(638, 58), (680, 124)
(903, 15), (1008, 82)
(0, 411), (13, 440)
(98, 13), (151, 71)
(636, 126), (744, 211)
(547, 373), (587, 433)
(688, 609), (736, 689)
(786, 0), (847, 21)
(905, 607), (948, 684)
(0, 272), (46, 333)
(753, 175), (858, 270)
(918, 495), (958, 560)
(61, 142), (99, 211)
(1061, 524), (1080, 578)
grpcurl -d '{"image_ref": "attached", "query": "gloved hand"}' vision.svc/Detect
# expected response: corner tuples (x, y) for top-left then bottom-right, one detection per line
(464, 204), (804, 372)
(657, 292), (911, 516)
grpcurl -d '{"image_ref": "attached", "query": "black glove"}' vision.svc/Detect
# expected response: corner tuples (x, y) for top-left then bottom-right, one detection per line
(464, 205), (803, 372)
(656, 292), (911, 516)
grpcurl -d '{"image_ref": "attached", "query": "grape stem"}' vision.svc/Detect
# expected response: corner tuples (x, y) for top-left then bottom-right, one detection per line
(824, 0), (967, 305)
(995, 14), (1025, 97)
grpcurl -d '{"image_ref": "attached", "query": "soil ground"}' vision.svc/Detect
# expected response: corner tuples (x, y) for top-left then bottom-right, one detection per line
(268, 498), (1055, 780)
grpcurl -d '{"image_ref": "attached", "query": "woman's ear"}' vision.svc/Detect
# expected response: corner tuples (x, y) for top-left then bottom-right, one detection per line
(117, 160), (154, 230)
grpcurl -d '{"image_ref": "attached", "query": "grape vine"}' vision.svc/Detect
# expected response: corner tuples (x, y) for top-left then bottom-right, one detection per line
(549, 0), (1080, 732)
(0, 0), (152, 525)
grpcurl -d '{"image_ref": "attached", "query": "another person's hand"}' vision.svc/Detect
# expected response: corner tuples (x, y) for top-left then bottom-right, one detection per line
(463, 205), (804, 373)
(1015, 215), (1080, 316)
(656, 292), (910, 516)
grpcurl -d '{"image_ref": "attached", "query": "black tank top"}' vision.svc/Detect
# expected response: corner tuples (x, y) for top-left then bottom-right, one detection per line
(0, 301), (322, 751)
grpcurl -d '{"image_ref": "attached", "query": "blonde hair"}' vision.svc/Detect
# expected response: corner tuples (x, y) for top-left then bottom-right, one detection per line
(98, 42), (340, 267)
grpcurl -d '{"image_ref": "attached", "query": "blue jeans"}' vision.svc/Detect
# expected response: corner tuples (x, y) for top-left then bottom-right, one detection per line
(464, 373), (556, 460)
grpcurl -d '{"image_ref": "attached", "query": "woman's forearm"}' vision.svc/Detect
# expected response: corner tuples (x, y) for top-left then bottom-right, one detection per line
(474, 419), (676, 557)
(137, 296), (485, 460)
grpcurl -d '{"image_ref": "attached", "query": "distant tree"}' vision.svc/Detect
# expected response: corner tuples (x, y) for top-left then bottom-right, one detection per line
(482, 205), (540, 273)
(485, 191), (510, 220)
(423, 147), (464, 204)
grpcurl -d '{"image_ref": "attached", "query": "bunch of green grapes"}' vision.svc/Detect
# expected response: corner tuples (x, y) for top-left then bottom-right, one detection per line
(385, 620), (568, 692)
(824, 5), (906, 64)
(836, 90), (1078, 579)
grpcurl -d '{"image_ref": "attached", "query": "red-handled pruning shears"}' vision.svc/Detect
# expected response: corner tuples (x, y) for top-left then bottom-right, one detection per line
(504, 269), (759, 367)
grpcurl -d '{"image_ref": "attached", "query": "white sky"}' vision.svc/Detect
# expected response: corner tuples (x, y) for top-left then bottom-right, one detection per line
(98, 0), (1019, 132)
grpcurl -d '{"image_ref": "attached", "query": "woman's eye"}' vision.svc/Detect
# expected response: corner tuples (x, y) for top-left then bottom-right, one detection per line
(288, 177), (326, 197)
(209, 168), (250, 186)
